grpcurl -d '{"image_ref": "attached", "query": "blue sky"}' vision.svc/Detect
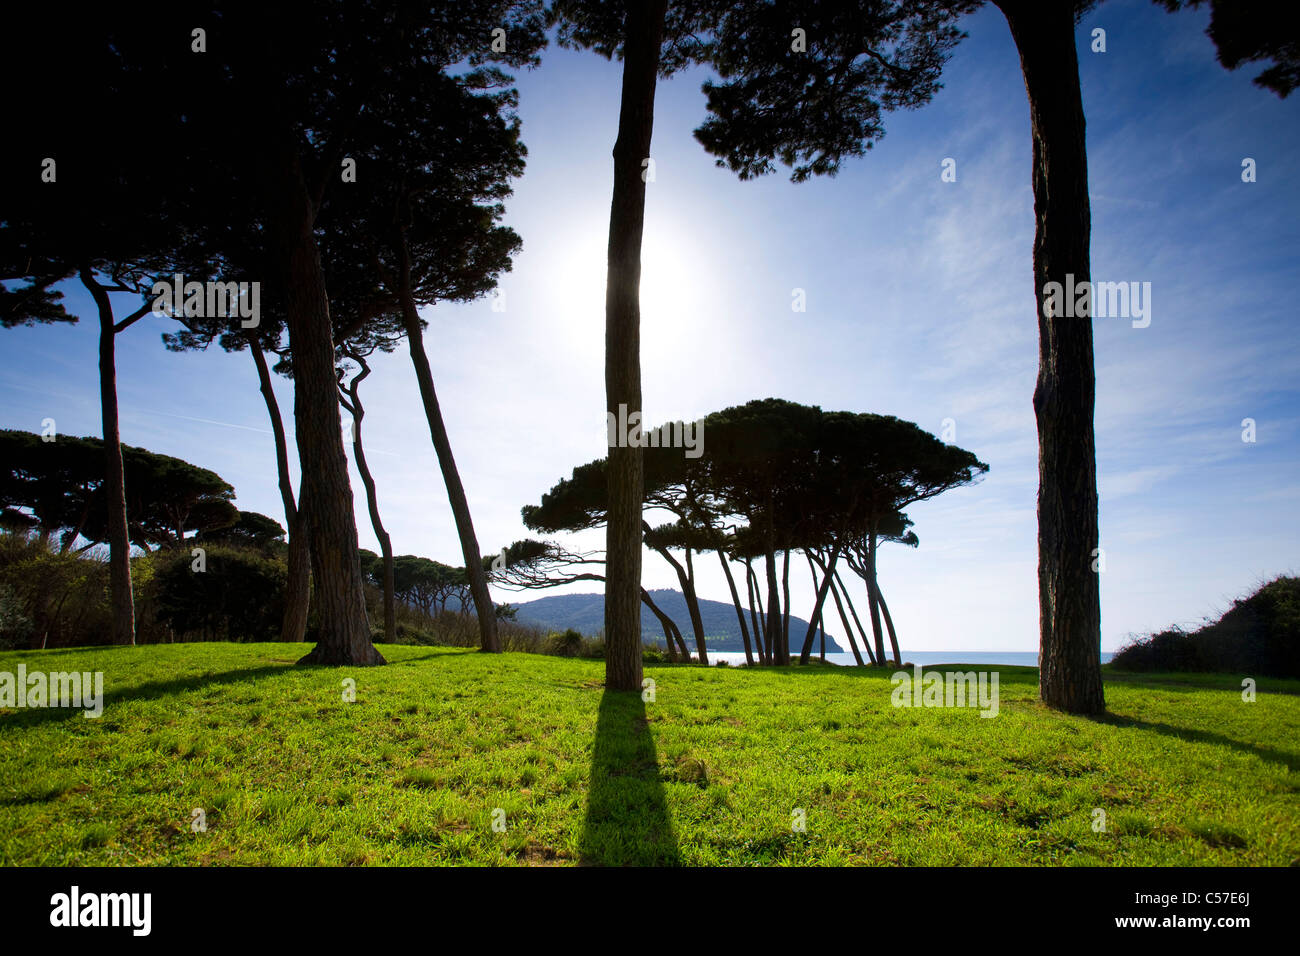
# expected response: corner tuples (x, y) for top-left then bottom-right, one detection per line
(3, 0), (1297, 652)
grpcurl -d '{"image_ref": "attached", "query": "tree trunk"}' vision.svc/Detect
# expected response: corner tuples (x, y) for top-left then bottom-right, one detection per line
(603, 0), (668, 692)
(395, 241), (499, 654)
(800, 547), (840, 664)
(665, 605), (690, 660)
(997, 0), (1104, 714)
(266, 155), (381, 667)
(653, 600), (677, 661)
(82, 266), (134, 646)
(717, 550), (754, 666)
(641, 587), (686, 661)
(745, 559), (767, 663)
(865, 533), (888, 664)
(781, 549), (791, 659)
(836, 567), (878, 666)
(877, 583), (902, 666)
(825, 568), (865, 667)
(684, 547), (709, 664)
(650, 541), (707, 664)
(765, 548), (785, 664)
(249, 336), (309, 642)
(341, 359), (397, 644)
(60, 503), (90, 555)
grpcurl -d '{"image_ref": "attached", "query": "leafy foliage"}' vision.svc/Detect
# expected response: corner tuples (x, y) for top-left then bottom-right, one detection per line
(197, 511), (287, 552)
(0, 532), (110, 649)
(153, 546), (287, 643)
(1112, 576), (1300, 677)
(1157, 0), (1300, 97)
(694, 0), (979, 182)
(0, 430), (238, 551)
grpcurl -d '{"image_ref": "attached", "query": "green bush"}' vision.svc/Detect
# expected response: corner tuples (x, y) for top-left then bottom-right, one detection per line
(1112, 576), (1300, 677)
(0, 582), (33, 649)
(152, 544), (286, 642)
(391, 623), (438, 646)
(0, 532), (110, 647)
(641, 645), (669, 664)
(547, 628), (585, 658)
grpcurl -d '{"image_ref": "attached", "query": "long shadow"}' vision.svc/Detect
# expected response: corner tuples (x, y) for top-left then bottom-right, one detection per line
(1102, 671), (1300, 696)
(0, 645), (528, 732)
(579, 689), (680, 866)
(0, 664), (293, 731)
(0, 646), (126, 659)
(1094, 712), (1300, 772)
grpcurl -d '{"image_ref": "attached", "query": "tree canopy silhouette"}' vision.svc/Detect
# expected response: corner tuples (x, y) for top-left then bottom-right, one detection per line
(80, 1), (548, 665)
(1158, 0), (1300, 97)
(692, 0), (1119, 711)
(520, 399), (986, 667)
(0, 430), (239, 553)
(0, 5), (201, 646)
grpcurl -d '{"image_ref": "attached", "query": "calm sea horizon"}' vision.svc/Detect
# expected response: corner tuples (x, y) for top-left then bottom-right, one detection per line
(700, 650), (1115, 667)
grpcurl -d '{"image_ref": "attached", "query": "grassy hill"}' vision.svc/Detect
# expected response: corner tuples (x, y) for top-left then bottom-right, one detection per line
(1, 643), (1296, 865)
(512, 588), (847, 654)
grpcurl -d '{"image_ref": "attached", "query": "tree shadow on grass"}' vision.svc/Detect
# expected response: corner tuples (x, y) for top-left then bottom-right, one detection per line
(0, 664), (293, 731)
(1092, 712), (1300, 772)
(1102, 671), (1300, 696)
(0, 645), (511, 732)
(579, 689), (680, 866)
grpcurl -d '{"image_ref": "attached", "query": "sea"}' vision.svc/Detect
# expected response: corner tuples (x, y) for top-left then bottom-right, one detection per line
(699, 650), (1115, 668)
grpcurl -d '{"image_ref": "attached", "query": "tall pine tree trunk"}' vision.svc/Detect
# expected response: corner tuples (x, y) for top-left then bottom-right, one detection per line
(835, 567), (877, 666)
(800, 547), (840, 664)
(997, 0), (1104, 714)
(781, 550), (792, 658)
(395, 239), (499, 653)
(341, 356), (396, 643)
(745, 559), (766, 663)
(603, 0), (668, 691)
(249, 337), (309, 642)
(683, 547), (709, 664)
(878, 583), (902, 666)
(82, 267), (134, 646)
(267, 155), (381, 667)
(651, 542), (707, 664)
(865, 532), (888, 665)
(824, 568), (866, 667)
(717, 550), (754, 666)
(641, 587), (685, 661)
(765, 548), (785, 664)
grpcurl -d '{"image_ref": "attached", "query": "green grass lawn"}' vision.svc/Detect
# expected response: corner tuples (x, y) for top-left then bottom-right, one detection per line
(1, 643), (1296, 866)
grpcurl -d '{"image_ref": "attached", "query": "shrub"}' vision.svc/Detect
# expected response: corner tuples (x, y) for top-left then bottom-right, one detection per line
(547, 628), (585, 658)
(1111, 576), (1300, 677)
(0, 532), (110, 647)
(152, 544), (286, 642)
(0, 582), (33, 649)
(641, 645), (669, 664)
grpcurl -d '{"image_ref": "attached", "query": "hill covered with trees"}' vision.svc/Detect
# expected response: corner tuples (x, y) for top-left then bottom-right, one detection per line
(512, 588), (846, 654)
